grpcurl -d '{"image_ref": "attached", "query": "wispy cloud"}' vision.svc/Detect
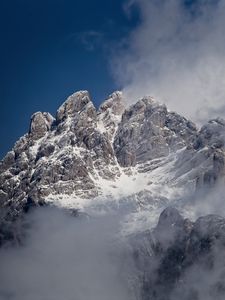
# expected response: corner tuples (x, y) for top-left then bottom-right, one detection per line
(112, 0), (225, 124)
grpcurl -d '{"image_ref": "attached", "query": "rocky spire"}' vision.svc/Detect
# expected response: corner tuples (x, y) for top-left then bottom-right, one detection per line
(1, 89), (225, 230)
(98, 91), (125, 116)
(97, 91), (125, 140)
(29, 112), (54, 140)
(56, 90), (95, 122)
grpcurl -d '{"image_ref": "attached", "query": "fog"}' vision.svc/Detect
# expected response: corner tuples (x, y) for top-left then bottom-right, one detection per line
(0, 208), (136, 300)
(180, 179), (225, 221)
(1, 188), (225, 300)
(112, 0), (225, 123)
(169, 241), (225, 300)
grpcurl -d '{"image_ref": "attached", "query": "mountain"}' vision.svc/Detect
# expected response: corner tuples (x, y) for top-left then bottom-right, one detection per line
(132, 207), (225, 300)
(1, 90), (225, 233)
(1, 90), (225, 299)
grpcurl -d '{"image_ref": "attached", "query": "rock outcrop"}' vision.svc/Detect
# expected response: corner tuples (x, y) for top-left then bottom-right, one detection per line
(114, 97), (197, 167)
(1, 90), (225, 300)
(0, 90), (225, 226)
(29, 112), (54, 140)
(132, 207), (225, 300)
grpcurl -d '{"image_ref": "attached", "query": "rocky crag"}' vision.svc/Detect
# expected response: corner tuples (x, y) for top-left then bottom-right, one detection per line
(1, 90), (225, 299)
(1, 90), (225, 227)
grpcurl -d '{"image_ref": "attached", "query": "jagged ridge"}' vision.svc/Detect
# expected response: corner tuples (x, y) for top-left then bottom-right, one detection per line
(0, 90), (225, 232)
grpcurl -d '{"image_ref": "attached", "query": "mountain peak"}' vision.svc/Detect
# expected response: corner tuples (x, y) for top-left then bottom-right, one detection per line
(56, 90), (93, 122)
(1, 89), (225, 237)
(97, 91), (125, 139)
(98, 91), (124, 115)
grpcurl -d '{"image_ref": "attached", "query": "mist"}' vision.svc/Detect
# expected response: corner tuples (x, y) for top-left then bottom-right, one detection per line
(112, 0), (225, 123)
(179, 179), (225, 222)
(1, 192), (225, 300)
(0, 208), (136, 300)
(171, 245), (225, 300)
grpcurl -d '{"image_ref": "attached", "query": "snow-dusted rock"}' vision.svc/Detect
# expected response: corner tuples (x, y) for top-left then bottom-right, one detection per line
(114, 97), (197, 167)
(1, 90), (225, 233)
(1, 90), (225, 300)
(98, 91), (125, 140)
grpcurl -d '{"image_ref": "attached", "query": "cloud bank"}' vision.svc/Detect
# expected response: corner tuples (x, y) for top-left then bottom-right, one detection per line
(0, 208), (135, 300)
(112, 0), (225, 123)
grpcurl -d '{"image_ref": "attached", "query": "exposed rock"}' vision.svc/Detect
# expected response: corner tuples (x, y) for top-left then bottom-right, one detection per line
(98, 91), (125, 139)
(194, 118), (225, 150)
(56, 90), (92, 122)
(36, 143), (55, 161)
(132, 207), (225, 300)
(114, 97), (197, 167)
(1, 90), (225, 300)
(0, 90), (225, 232)
(0, 150), (15, 172)
(29, 112), (54, 140)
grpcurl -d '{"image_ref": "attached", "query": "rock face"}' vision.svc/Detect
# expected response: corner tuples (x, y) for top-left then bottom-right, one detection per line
(132, 207), (225, 300)
(0, 90), (225, 225)
(114, 97), (197, 166)
(1, 90), (225, 299)
(29, 112), (54, 140)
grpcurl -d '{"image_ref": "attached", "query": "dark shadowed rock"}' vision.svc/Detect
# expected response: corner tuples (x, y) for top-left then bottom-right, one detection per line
(132, 208), (225, 300)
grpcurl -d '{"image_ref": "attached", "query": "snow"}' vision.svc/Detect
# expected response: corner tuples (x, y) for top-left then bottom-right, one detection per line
(96, 120), (106, 134)
(29, 136), (45, 157)
(4, 90), (220, 236)
(44, 148), (188, 234)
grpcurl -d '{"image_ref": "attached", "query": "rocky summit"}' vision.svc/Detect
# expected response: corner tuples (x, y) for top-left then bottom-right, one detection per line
(1, 90), (225, 300)
(1, 90), (225, 231)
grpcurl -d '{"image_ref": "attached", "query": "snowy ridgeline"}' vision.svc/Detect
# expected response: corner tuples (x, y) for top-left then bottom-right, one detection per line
(1, 90), (225, 300)
(1, 90), (225, 234)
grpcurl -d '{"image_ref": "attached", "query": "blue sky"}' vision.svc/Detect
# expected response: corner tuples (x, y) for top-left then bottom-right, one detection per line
(0, 0), (139, 158)
(1, 0), (225, 158)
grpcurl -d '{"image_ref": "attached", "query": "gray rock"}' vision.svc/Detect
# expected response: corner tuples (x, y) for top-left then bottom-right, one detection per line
(0, 150), (15, 172)
(29, 112), (54, 140)
(114, 97), (197, 167)
(132, 208), (225, 300)
(56, 90), (92, 122)
(98, 91), (125, 139)
(0, 90), (225, 233)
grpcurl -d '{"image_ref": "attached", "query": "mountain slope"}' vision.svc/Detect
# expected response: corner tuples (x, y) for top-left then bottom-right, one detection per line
(1, 90), (225, 233)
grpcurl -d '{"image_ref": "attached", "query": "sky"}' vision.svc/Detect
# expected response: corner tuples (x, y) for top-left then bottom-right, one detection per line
(1, 0), (225, 158)
(0, 0), (139, 158)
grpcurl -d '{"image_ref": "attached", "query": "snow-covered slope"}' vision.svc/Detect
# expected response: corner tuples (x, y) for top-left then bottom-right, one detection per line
(1, 90), (225, 233)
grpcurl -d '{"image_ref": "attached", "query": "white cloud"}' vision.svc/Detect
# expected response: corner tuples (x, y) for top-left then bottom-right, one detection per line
(0, 208), (135, 300)
(112, 0), (225, 123)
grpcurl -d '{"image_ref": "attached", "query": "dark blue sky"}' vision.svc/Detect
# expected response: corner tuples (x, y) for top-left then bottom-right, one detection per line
(0, 0), (139, 158)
